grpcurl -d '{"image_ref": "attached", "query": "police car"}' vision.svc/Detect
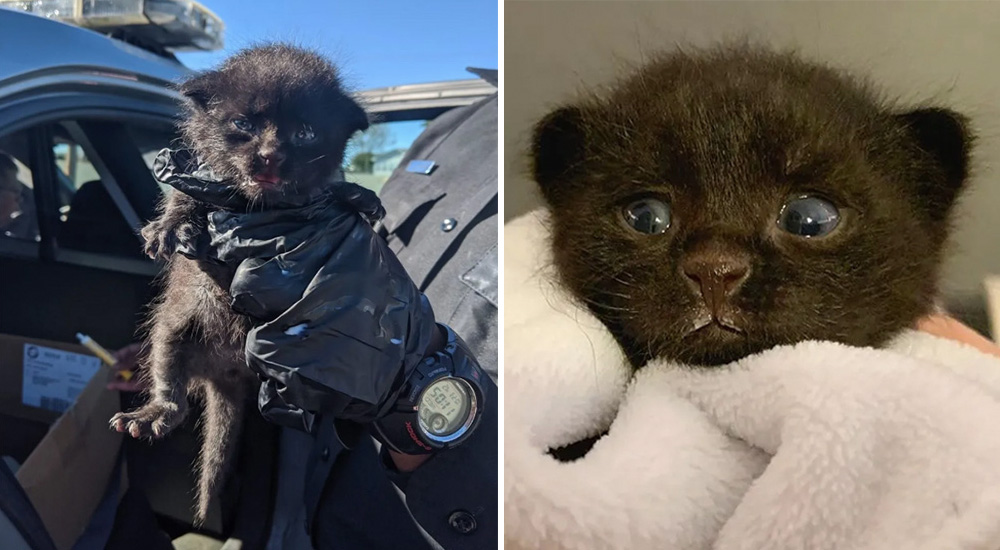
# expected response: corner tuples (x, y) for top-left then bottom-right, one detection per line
(0, 3), (493, 547)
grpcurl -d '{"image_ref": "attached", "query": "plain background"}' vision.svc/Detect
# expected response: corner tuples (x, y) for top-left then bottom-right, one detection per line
(504, 0), (1000, 333)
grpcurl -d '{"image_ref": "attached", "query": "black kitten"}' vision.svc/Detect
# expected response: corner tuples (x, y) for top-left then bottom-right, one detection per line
(109, 44), (368, 523)
(532, 45), (972, 369)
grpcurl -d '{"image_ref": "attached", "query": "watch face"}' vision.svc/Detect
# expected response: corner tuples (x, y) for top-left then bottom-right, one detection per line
(418, 377), (473, 441)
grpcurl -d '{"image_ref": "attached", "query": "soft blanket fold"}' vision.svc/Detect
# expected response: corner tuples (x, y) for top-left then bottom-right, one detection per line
(504, 210), (1000, 550)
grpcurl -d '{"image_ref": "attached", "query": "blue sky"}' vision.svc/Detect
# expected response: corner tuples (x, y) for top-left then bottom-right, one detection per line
(177, 0), (498, 90)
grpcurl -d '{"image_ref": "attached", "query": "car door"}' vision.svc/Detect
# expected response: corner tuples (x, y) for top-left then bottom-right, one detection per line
(0, 87), (175, 347)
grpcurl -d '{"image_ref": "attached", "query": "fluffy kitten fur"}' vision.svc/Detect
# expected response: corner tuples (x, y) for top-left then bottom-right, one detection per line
(532, 45), (972, 369)
(109, 44), (368, 524)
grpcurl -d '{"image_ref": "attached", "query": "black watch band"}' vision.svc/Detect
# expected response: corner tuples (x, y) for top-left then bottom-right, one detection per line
(372, 324), (487, 455)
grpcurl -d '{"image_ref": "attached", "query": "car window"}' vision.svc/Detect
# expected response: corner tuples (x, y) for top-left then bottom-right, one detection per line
(0, 130), (40, 243)
(129, 124), (178, 196)
(344, 119), (433, 193)
(52, 137), (100, 207)
(50, 120), (174, 259)
(50, 124), (135, 258)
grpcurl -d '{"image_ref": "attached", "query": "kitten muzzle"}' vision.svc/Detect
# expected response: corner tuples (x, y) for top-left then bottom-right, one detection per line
(252, 172), (282, 188)
(681, 245), (751, 332)
(252, 157), (285, 188)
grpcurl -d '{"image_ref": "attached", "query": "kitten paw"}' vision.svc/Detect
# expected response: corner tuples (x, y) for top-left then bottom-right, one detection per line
(142, 221), (198, 260)
(141, 221), (175, 260)
(110, 403), (186, 439)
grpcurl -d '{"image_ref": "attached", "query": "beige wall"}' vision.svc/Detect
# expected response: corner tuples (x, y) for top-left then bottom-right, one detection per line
(504, 0), (1000, 330)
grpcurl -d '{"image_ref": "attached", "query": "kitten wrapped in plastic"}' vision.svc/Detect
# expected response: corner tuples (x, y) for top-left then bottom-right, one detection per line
(108, 44), (432, 524)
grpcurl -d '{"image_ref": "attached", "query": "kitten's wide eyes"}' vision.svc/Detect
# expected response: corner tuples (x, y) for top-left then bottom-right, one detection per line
(233, 118), (255, 132)
(777, 196), (841, 238)
(294, 125), (317, 144)
(622, 198), (671, 234)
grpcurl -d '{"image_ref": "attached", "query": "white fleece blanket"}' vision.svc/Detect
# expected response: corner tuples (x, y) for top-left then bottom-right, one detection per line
(504, 210), (1000, 550)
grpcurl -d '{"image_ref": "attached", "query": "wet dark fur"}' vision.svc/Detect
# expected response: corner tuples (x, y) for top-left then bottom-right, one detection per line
(109, 44), (368, 524)
(532, 45), (972, 369)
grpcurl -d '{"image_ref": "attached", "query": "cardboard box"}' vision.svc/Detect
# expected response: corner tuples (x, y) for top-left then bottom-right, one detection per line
(0, 333), (124, 550)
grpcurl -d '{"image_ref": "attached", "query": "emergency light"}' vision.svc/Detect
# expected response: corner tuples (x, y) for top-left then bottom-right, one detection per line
(0, 0), (224, 51)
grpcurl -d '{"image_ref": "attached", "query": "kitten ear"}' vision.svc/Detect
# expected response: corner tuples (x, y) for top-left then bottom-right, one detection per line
(342, 96), (370, 135)
(532, 106), (586, 204)
(896, 107), (973, 215)
(178, 73), (217, 111)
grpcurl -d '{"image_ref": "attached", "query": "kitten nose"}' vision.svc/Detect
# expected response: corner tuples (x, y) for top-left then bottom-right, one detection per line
(258, 151), (285, 168)
(681, 253), (750, 314)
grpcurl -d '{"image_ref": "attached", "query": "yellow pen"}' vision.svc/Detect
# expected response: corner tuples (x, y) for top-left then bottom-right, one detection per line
(76, 333), (133, 381)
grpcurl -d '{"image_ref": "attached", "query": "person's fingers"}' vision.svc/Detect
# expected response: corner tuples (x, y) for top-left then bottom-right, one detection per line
(916, 314), (1000, 359)
(112, 342), (142, 360)
(105, 343), (148, 392)
(112, 342), (141, 354)
(111, 342), (147, 371)
(111, 357), (136, 371)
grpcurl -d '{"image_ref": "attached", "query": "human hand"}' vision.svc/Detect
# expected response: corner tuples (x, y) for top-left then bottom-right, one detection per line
(105, 342), (148, 392)
(916, 314), (1000, 359)
(388, 450), (431, 472)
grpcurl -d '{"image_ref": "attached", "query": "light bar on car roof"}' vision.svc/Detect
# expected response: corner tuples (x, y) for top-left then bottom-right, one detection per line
(0, 0), (224, 51)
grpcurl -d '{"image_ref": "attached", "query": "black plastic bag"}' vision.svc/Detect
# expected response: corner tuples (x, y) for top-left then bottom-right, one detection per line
(153, 149), (435, 433)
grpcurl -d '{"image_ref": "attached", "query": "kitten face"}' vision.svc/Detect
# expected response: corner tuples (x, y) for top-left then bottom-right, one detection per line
(532, 46), (972, 367)
(178, 44), (369, 202)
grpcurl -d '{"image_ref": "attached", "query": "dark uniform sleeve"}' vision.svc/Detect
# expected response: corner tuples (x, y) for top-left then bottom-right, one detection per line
(380, 377), (497, 548)
(304, 78), (498, 550)
(374, 84), (499, 549)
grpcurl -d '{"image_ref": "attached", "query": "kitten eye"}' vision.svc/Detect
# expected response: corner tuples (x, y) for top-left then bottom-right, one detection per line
(777, 196), (841, 238)
(622, 198), (671, 234)
(295, 125), (317, 144)
(233, 118), (254, 132)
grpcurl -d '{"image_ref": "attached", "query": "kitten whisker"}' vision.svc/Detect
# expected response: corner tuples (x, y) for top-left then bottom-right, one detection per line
(612, 276), (636, 288)
(585, 302), (632, 313)
(578, 294), (635, 317)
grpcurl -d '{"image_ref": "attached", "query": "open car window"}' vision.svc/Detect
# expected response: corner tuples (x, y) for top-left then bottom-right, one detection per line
(50, 122), (145, 260)
(46, 118), (174, 262)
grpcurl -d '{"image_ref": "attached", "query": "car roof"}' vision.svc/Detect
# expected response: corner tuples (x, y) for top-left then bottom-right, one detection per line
(359, 78), (496, 111)
(0, 7), (191, 88)
(0, 7), (494, 118)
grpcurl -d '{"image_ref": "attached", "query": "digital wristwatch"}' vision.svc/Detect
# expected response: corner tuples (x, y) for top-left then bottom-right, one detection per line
(372, 324), (487, 455)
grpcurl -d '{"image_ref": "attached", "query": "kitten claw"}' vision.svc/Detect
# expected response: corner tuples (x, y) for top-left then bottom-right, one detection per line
(109, 416), (126, 432)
